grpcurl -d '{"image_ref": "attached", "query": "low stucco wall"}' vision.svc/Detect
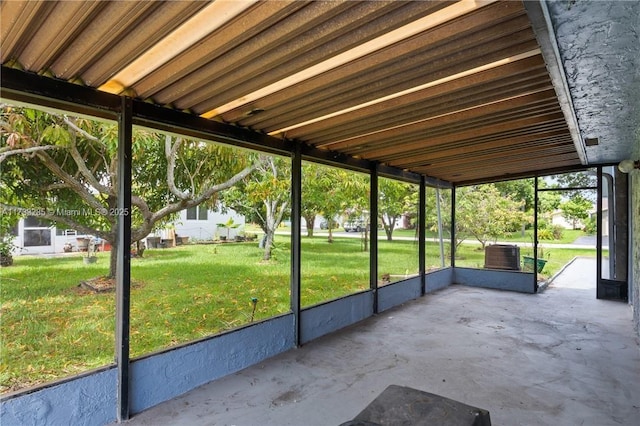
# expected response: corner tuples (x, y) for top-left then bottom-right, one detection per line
(130, 314), (295, 414)
(426, 267), (454, 293)
(377, 268), (454, 313)
(0, 368), (116, 426)
(0, 316), (296, 425)
(300, 291), (374, 344)
(378, 277), (422, 312)
(454, 267), (536, 294)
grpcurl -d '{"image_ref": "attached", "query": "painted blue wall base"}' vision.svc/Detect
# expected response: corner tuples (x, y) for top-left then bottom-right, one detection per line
(300, 291), (375, 344)
(378, 277), (422, 312)
(426, 268), (453, 293)
(454, 267), (535, 293)
(377, 268), (454, 312)
(0, 368), (116, 426)
(130, 314), (295, 414)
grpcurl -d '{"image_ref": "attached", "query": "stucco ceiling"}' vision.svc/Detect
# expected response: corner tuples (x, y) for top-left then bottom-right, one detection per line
(1, 0), (638, 184)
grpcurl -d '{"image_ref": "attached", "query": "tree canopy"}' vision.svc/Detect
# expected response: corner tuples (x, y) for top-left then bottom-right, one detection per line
(221, 156), (290, 261)
(456, 184), (529, 249)
(0, 104), (259, 276)
(378, 178), (416, 241)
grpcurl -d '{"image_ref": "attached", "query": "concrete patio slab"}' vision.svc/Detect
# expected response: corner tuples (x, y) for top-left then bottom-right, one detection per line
(120, 258), (639, 426)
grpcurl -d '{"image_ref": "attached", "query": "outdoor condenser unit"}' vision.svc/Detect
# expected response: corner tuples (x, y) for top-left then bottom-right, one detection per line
(484, 244), (521, 270)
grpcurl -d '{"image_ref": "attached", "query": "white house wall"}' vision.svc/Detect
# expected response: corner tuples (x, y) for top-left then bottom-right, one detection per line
(13, 207), (245, 255)
(14, 219), (91, 256)
(171, 208), (245, 241)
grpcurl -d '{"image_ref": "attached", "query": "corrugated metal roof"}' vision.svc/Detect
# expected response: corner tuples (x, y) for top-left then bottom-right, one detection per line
(0, 0), (586, 183)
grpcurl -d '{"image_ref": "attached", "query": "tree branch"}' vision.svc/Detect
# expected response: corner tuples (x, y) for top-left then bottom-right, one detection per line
(69, 138), (113, 195)
(61, 117), (113, 195)
(0, 145), (59, 164)
(165, 135), (189, 200)
(61, 116), (100, 142)
(143, 159), (261, 238)
(35, 150), (105, 212)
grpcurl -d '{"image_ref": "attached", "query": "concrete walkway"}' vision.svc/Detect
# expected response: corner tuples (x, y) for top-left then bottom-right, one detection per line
(121, 259), (639, 426)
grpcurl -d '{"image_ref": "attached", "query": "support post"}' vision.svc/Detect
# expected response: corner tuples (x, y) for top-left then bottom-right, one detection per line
(419, 176), (426, 295)
(436, 187), (445, 267)
(534, 176), (539, 293)
(116, 97), (132, 422)
(450, 185), (456, 268)
(596, 167), (603, 295)
(290, 145), (302, 346)
(370, 164), (379, 313)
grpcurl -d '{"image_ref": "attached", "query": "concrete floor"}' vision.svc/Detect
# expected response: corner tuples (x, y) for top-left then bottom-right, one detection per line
(122, 258), (640, 426)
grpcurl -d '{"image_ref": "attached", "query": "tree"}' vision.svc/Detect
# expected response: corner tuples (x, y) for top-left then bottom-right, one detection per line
(340, 171), (370, 250)
(301, 163), (331, 238)
(560, 193), (592, 229)
(494, 179), (534, 211)
(537, 181), (562, 215)
(0, 105), (258, 278)
(222, 156), (290, 261)
(302, 164), (352, 243)
(217, 217), (240, 240)
(552, 170), (597, 201)
(456, 184), (528, 249)
(425, 186), (452, 240)
(378, 178), (416, 241)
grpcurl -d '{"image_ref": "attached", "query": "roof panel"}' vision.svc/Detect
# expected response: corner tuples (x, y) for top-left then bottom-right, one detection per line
(0, 0), (600, 184)
(187, 1), (452, 114)
(224, 1), (532, 127)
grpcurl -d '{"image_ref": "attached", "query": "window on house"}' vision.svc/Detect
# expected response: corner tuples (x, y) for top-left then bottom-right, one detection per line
(186, 207), (197, 220)
(24, 229), (52, 246)
(198, 205), (208, 220)
(24, 216), (50, 227)
(186, 206), (208, 220)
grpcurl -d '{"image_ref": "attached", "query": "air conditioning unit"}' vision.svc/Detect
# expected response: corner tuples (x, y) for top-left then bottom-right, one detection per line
(484, 244), (521, 270)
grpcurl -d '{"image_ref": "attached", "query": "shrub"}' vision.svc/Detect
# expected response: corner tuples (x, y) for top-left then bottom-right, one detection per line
(538, 228), (554, 240)
(583, 217), (596, 234)
(551, 225), (564, 240)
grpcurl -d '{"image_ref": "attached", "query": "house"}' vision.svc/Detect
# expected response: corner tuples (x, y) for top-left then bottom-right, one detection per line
(12, 215), (92, 255)
(155, 206), (245, 243)
(550, 209), (580, 230)
(12, 206), (244, 255)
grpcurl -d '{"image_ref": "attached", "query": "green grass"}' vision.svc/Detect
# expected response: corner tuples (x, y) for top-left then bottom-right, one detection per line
(0, 235), (595, 393)
(500, 229), (588, 244)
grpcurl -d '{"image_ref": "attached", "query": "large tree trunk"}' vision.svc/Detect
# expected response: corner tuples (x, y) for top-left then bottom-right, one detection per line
(262, 228), (275, 261)
(108, 242), (118, 279)
(362, 226), (369, 252)
(384, 226), (393, 241)
(303, 213), (315, 237)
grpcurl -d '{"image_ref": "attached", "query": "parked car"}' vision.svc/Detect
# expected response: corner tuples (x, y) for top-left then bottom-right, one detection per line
(320, 219), (339, 230)
(343, 220), (366, 232)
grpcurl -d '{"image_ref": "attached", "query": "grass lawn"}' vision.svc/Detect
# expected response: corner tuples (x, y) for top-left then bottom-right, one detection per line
(1, 235), (595, 393)
(500, 228), (588, 245)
